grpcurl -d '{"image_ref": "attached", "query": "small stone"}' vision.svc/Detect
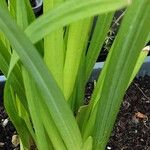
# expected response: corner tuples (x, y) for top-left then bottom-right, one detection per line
(12, 135), (20, 147)
(134, 130), (138, 133)
(0, 142), (4, 147)
(135, 112), (148, 120)
(132, 116), (139, 124)
(87, 96), (91, 99)
(107, 146), (112, 150)
(2, 118), (9, 127)
(146, 100), (150, 103)
(140, 138), (144, 142)
(141, 97), (146, 101)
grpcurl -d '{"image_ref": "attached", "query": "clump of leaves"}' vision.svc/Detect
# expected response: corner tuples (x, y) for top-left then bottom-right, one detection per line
(0, 0), (149, 150)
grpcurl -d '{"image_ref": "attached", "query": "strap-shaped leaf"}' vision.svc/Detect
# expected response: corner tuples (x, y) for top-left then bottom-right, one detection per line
(8, 0), (35, 77)
(22, 68), (66, 149)
(4, 82), (32, 149)
(0, 6), (82, 150)
(85, 12), (114, 81)
(63, 18), (92, 100)
(22, 69), (52, 150)
(0, 1), (132, 149)
(43, 0), (65, 91)
(0, 40), (28, 111)
(0, 40), (10, 75)
(129, 47), (150, 86)
(86, 1), (150, 149)
(25, 0), (131, 43)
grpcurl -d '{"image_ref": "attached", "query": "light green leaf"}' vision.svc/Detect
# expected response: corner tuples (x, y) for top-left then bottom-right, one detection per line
(8, 0), (34, 78)
(4, 82), (32, 149)
(85, 12), (114, 81)
(129, 47), (150, 86)
(0, 39), (28, 111)
(89, 1), (150, 149)
(25, 0), (131, 43)
(43, 0), (65, 91)
(0, 6), (82, 150)
(82, 136), (93, 150)
(22, 68), (51, 150)
(63, 18), (92, 100)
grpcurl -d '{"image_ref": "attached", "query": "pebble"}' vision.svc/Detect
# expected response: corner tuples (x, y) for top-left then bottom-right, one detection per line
(0, 142), (4, 147)
(134, 130), (138, 133)
(132, 116), (139, 124)
(12, 135), (20, 147)
(2, 118), (9, 127)
(107, 146), (112, 150)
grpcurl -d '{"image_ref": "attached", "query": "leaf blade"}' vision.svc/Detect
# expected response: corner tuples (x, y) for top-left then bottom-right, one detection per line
(25, 0), (131, 43)
(0, 6), (82, 149)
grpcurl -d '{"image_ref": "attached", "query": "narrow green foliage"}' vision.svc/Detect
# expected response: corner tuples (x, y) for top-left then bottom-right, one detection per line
(22, 69), (51, 150)
(0, 0), (149, 150)
(129, 47), (150, 86)
(85, 12), (114, 81)
(63, 18), (93, 100)
(4, 82), (32, 149)
(0, 4), (83, 150)
(82, 136), (93, 150)
(8, 0), (28, 77)
(83, 1), (150, 149)
(44, 0), (65, 91)
(25, 0), (131, 43)
(0, 39), (28, 111)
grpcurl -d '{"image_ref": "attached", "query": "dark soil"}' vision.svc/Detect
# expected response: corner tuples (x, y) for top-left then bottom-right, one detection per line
(0, 102), (18, 150)
(85, 75), (150, 150)
(0, 75), (150, 149)
(107, 75), (150, 150)
(30, 0), (37, 7)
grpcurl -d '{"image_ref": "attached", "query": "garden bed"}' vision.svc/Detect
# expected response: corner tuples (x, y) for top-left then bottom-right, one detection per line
(0, 75), (150, 149)
(107, 75), (150, 150)
(86, 75), (150, 149)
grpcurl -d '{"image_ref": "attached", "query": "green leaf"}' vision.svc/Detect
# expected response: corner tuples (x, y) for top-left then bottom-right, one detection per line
(63, 18), (93, 100)
(0, 39), (10, 75)
(82, 136), (93, 150)
(128, 47), (150, 86)
(0, 39), (35, 147)
(0, 39), (28, 111)
(74, 53), (86, 111)
(76, 105), (89, 130)
(8, 0), (35, 78)
(0, 1), (134, 149)
(0, 0), (7, 10)
(0, 6), (82, 150)
(22, 66), (66, 149)
(86, 1), (150, 149)
(4, 82), (32, 149)
(146, 33), (150, 43)
(25, 0), (131, 43)
(22, 69), (51, 150)
(43, 0), (65, 91)
(38, 99), (67, 150)
(85, 12), (114, 81)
